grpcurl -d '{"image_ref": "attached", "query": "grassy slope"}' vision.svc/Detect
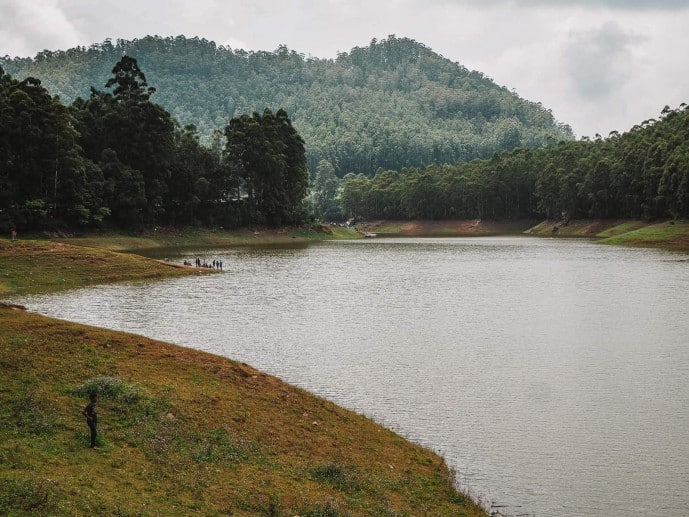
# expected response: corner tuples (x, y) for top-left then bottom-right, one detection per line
(0, 237), (485, 517)
(525, 219), (689, 250)
(50, 226), (361, 252)
(356, 219), (537, 237)
(596, 220), (689, 249)
(0, 239), (215, 297)
(358, 218), (689, 251)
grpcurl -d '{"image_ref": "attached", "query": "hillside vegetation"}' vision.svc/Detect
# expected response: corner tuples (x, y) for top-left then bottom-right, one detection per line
(5, 34), (687, 234)
(0, 57), (309, 231)
(2, 34), (572, 177)
(337, 103), (689, 222)
(0, 239), (486, 516)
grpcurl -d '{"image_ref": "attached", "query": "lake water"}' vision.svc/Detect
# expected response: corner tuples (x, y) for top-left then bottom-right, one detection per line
(15, 237), (689, 516)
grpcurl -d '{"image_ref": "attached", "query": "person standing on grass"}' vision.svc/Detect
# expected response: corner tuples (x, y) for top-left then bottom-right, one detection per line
(82, 393), (98, 448)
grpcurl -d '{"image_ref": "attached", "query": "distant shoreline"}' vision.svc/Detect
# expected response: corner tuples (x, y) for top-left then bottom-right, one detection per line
(353, 218), (689, 251)
(5, 218), (689, 258)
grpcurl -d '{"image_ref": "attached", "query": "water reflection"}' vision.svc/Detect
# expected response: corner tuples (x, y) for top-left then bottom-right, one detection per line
(16, 237), (689, 517)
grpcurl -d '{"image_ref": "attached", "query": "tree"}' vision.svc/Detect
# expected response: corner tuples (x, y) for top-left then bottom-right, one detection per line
(274, 108), (309, 222)
(71, 55), (175, 226)
(224, 108), (308, 226)
(105, 55), (155, 102)
(0, 68), (103, 230)
(312, 159), (342, 220)
(99, 149), (146, 228)
(165, 124), (222, 226)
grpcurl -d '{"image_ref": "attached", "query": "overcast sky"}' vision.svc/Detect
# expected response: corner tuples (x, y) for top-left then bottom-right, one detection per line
(1, 0), (688, 138)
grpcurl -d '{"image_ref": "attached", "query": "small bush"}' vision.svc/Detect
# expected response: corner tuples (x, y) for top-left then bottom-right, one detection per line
(73, 376), (140, 402)
(73, 376), (169, 438)
(191, 428), (254, 464)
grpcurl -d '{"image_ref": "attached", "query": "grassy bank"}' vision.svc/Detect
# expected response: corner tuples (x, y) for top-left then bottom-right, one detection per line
(597, 220), (689, 249)
(0, 239), (214, 297)
(353, 218), (689, 251)
(525, 219), (689, 250)
(0, 239), (486, 516)
(0, 225), (359, 297)
(355, 219), (536, 237)
(49, 225), (361, 253)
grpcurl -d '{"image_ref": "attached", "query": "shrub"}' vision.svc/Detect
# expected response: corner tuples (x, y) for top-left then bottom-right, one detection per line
(72, 376), (140, 403)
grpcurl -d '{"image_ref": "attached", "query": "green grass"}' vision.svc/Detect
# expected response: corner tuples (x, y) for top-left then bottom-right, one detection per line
(357, 219), (536, 237)
(52, 225), (361, 252)
(525, 219), (621, 237)
(0, 307), (486, 516)
(524, 219), (689, 251)
(0, 239), (210, 297)
(598, 220), (689, 249)
(595, 221), (648, 238)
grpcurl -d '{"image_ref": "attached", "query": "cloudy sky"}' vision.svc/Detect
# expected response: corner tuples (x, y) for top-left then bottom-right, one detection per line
(1, 0), (688, 138)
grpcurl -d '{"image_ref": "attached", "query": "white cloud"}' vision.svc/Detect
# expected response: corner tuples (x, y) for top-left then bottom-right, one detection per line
(441, 0), (689, 9)
(0, 0), (83, 57)
(562, 21), (640, 100)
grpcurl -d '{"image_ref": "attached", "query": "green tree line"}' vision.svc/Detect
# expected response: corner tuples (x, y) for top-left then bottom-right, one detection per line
(1, 35), (572, 179)
(0, 57), (308, 232)
(4, 38), (686, 230)
(336, 104), (689, 221)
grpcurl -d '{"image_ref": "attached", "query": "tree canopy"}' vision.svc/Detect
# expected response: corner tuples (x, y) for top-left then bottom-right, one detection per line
(0, 66), (106, 229)
(0, 58), (308, 232)
(3, 44), (687, 234)
(336, 104), (689, 222)
(2, 35), (573, 178)
(224, 108), (308, 225)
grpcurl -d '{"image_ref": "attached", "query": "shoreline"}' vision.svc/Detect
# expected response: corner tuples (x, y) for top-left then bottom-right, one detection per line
(2, 218), (686, 514)
(3, 218), (686, 298)
(8, 217), (689, 256)
(0, 237), (487, 516)
(354, 218), (689, 251)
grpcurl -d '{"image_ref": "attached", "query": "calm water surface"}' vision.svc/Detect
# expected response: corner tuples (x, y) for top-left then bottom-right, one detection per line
(16, 237), (689, 516)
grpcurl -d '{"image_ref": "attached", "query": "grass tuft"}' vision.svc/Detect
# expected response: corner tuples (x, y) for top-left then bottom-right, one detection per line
(311, 464), (363, 494)
(301, 502), (350, 517)
(190, 428), (259, 465)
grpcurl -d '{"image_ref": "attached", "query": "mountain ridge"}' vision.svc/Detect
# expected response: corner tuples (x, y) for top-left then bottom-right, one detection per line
(2, 34), (573, 177)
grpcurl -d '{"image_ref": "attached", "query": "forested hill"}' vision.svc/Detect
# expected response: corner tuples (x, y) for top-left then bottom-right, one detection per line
(1, 35), (572, 177)
(337, 103), (689, 222)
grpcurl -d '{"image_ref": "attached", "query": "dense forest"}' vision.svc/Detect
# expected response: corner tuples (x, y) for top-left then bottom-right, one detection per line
(1, 35), (572, 178)
(2, 36), (688, 233)
(0, 57), (308, 232)
(336, 103), (689, 222)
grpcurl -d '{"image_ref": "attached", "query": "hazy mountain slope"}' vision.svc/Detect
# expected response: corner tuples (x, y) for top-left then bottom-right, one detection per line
(2, 34), (573, 176)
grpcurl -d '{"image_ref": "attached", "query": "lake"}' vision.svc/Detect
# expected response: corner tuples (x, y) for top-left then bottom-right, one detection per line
(16, 237), (689, 516)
